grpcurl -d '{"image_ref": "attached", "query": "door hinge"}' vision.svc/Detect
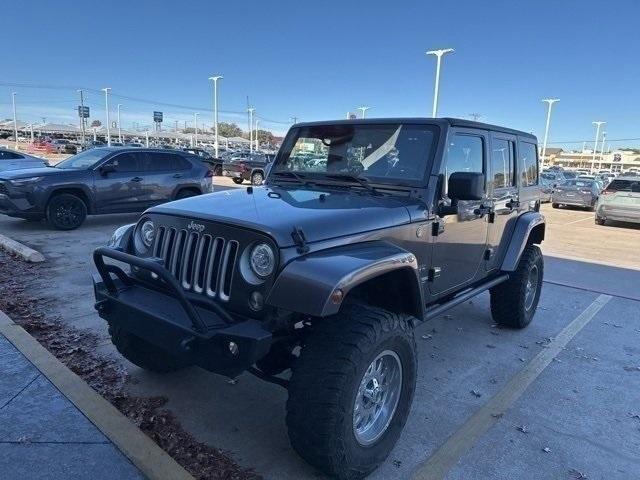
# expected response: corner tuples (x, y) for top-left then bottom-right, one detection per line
(432, 221), (444, 236)
(428, 267), (441, 282)
(484, 248), (494, 261)
(488, 211), (495, 223)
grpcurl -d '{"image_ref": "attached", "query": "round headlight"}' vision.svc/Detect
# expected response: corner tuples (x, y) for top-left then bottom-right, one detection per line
(140, 220), (155, 248)
(250, 243), (275, 278)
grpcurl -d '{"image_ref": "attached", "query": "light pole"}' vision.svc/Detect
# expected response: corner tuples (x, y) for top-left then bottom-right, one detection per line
(426, 48), (454, 117)
(208, 75), (223, 157)
(102, 88), (111, 146)
(194, 112), (199, 147)
(77, 89), (86, 144)
(255, 119), (260, 151)
(248, 108), (255, 153)
(117, 104), (123, 143)
(540, 98), (560, 166)
(591, 121), (605, 173)
(357, 106), (371, 119)
(145, 130), (149, 148)
(599, 131), (607, 170)
(11, 92), (18, 148)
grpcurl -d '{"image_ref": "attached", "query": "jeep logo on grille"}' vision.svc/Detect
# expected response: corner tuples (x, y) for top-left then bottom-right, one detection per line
(187, 221), (205, 232)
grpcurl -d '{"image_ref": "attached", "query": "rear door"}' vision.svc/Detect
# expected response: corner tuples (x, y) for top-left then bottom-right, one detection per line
(429, 129), (490, 296)
(140, 151), (193, 207)
(486, 133), (519, 271)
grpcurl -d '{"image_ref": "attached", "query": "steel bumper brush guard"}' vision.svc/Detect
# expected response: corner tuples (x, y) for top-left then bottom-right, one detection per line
(92, 247), (272, 378)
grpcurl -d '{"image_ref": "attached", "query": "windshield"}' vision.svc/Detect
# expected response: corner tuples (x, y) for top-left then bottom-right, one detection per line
(55, 148), (108, 169)
(273, 123), (438, 184)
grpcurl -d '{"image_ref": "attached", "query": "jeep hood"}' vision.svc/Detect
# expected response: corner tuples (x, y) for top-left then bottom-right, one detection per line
(149, 186), (417, 247)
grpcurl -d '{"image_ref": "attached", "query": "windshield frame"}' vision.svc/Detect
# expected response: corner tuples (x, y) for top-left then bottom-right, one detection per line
(269, 121), (441, 189)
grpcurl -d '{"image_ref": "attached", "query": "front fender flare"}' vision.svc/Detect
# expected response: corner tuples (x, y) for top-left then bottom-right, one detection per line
(501, 211), (545, 271)
(266, 241), (422, 318)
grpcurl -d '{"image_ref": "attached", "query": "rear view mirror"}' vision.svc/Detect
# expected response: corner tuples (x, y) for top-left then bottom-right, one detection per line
(448, 172), (485, 201)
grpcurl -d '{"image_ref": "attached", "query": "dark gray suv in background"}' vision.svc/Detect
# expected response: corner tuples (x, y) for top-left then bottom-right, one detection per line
(0, 148), (212, 229)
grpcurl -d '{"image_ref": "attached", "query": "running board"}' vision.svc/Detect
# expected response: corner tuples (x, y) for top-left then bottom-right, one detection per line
(423, 274), (509, 321)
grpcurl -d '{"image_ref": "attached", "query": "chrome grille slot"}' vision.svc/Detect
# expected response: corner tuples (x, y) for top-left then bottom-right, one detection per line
(149, 222), (243, 303)
(170, 230), (187, 276)
(219, 241), (239, 302)
(193, 234), (212, 294)
(181, 232), (200, 289)
(205, 238), (225, 298)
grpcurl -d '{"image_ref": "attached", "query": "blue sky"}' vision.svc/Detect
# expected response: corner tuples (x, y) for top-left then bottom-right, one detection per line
(1, 0), (638, 148)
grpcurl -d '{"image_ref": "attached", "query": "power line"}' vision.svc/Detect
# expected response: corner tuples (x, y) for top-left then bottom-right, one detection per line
(547, 137), (640, 145)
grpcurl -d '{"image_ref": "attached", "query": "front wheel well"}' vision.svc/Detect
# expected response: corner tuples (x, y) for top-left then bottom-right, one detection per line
(46, 188), (92, 213)
(343, 268), (422, 319)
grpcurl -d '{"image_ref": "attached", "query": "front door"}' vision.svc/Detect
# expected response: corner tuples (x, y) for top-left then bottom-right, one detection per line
(486, 133), (519, 271)
(94, 152), (146, 212)
(429, 129), (490, 296)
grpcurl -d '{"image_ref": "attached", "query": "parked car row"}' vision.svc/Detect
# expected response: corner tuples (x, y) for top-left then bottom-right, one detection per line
(0, 148), (212, 230)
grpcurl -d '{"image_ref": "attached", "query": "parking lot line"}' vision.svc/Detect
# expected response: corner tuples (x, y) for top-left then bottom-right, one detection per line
(564, 215), (594, 225)
(411, 294), (612, 480)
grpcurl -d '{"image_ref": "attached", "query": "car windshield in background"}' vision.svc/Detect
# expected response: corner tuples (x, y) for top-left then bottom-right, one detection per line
(273, 123), (438, 183)
(55, 148), (108, 169)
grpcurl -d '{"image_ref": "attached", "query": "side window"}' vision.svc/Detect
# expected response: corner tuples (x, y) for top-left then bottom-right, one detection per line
(172, 155), (192, 170)
(490, 139), (515, 189)
(111, 153), (140, 172)
(519, 142), (538, 187)
(144, 153), (190, 171)
(442, 134), (484, 193)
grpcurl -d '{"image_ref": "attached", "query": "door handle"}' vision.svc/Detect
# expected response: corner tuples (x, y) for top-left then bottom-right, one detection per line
(130, 176), (143, 182)
(173, 174), (183, 178)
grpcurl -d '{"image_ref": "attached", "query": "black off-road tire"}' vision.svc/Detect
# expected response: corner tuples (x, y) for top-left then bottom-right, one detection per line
(490, 245), (543, 329)
(286, 304), (417, 480)
(47, 193), (87, 230)
(232, 177), (244, 184)
(551, 202), (559, 209)
(108, 324), (189, 373)
(251, 171), (264, 186)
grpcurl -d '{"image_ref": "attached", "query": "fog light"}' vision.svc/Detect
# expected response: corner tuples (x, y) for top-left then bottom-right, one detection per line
(228, 341), (239, 356)
(330, 289), (344, 304)
(249, 291), (264, 311)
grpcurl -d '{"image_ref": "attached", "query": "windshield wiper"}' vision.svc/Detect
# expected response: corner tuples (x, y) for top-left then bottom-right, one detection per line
(271, 170), (311, 185)
(321, 173), (378, 194)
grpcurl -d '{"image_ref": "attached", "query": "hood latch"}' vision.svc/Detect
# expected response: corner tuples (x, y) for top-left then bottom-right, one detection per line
(291, 226), (309, 254)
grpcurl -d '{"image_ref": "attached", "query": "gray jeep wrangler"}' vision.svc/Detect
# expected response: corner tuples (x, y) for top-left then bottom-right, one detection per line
(93, 118), (545, 479)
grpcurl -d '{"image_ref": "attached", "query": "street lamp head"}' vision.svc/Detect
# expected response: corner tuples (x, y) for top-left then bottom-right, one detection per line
(542, 98), (560, 104)
(101, 87), (111, 93)
(592, 121), (606, 127)
(426, 48), (454, 57)
(209, 75), (223, 81)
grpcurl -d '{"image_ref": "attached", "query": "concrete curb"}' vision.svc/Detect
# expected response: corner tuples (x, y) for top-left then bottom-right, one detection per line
(0, 310), (194, 480)
(0, 233), (45, 262)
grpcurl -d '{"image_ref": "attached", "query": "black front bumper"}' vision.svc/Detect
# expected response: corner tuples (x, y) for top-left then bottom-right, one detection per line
(93, 247), (272, 378)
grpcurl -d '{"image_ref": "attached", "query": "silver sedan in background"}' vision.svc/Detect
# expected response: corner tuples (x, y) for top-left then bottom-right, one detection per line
(552, 179), (600, 210)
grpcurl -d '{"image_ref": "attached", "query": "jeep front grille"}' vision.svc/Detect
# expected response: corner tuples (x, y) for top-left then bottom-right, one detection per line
(153, 226), (239, 302)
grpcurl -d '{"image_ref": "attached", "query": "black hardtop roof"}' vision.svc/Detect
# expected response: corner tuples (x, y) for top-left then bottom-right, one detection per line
(292, 117), (537, 141)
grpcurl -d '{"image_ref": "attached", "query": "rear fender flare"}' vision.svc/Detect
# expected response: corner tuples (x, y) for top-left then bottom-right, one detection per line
(501, 212), (545, 271)
(266, 241), (423, 318)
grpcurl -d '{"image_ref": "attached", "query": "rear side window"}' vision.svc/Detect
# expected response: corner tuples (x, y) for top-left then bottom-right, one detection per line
(144, 153), (191, 171)
(519, 142), (538, 187)
(490, 139), (515, 189)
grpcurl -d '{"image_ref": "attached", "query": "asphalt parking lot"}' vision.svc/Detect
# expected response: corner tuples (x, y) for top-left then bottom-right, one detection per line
(1, 188), (639, 479)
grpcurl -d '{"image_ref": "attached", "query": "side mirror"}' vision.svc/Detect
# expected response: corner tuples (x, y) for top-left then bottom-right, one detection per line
(448, 172), (485, 201)
(100, 162), (116, 175)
